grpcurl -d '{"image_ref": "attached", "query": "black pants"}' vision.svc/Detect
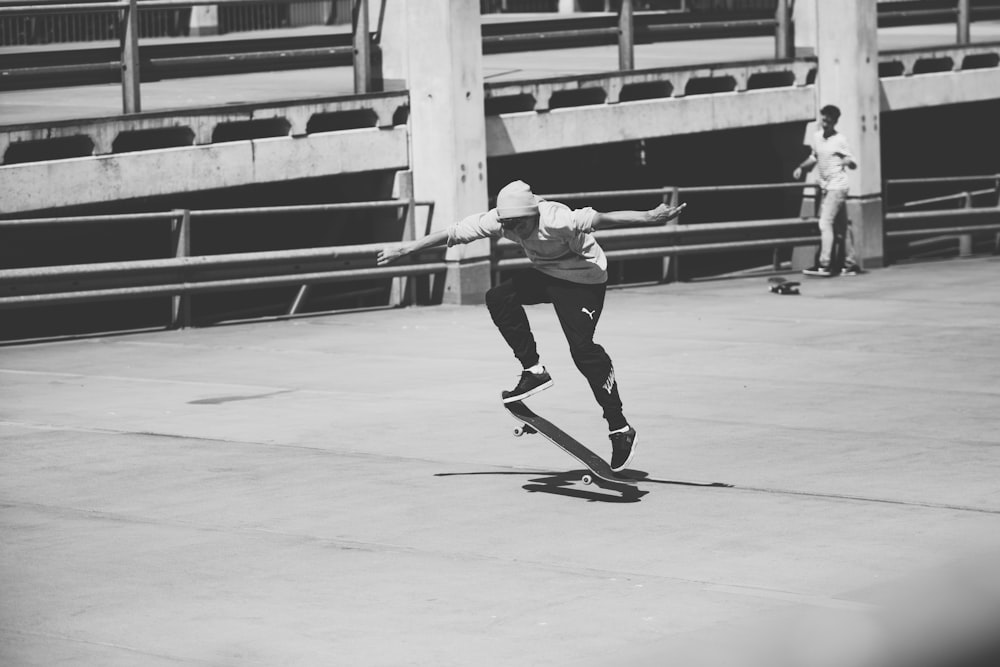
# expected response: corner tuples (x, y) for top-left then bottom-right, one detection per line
(485, 270), (626, 431)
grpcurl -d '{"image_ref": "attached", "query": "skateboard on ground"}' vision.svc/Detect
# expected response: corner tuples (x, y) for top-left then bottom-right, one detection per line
(768, 276), (800, 294)
(503, 399), (636, 487)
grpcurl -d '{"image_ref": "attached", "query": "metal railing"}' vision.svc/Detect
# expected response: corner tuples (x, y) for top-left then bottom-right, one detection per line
(0, 0), (793, 105)
(0, 0), (372, 109)
(1, 181), (824, 334)
(5, 177), (999, 340)
(4, 0), (996, 108)
(496, 182), (820, 282)
(885, 174), (1000, 259)
(0, 186), (436, 327)
(0, 0), (349, 46)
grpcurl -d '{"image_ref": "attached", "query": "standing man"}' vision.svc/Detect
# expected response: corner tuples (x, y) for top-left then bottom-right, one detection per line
(794, 104), (863, 276)
(377, 180), (685, 471)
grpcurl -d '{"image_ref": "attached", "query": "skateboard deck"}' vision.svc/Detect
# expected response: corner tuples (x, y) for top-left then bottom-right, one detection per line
(503, 399), (636, 487)
(768, 277), (800, 294)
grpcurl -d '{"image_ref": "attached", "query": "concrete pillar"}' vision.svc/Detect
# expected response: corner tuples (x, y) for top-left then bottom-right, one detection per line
(188, 5), (219, 36)
(382, 0), (491, 304)
(815, 0), (884, 268)
(791, 0), (816, 57)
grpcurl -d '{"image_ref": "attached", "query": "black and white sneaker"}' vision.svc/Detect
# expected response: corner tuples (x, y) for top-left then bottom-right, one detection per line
(501, 368), (553, 403)
(841, 263), (863, 276)
(609, 427), (638, 472)
(802, 264), (832, 277)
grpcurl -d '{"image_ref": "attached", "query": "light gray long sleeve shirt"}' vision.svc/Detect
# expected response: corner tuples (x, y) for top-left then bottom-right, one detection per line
(446, 200), (607, 284)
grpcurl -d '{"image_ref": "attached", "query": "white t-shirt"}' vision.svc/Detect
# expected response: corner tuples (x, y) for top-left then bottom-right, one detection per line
(446, 200), (607, 284)
(812, 130), (855, 191)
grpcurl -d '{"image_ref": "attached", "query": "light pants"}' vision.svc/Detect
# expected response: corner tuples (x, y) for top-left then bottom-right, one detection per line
(818, 188), (857, 268)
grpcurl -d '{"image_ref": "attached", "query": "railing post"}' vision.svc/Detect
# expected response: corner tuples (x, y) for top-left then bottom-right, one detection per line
(661, 186), (681, 283)
(353, 0), (372, 94)
(957, 0), (971, 45)
(775, 0), (792, 59)
(170, 209), (191, 329)
(120, 0), (141, 114)
(390, 171), (416, 307)
(958, 191), (973, 257)
(618, 0), (634, 72)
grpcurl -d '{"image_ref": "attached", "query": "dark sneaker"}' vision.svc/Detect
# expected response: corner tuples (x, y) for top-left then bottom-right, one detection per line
(841, 263), (863, 276)
(501, 368), (553, 403)
(609, 427), (638, 472)
(802, 264), (832, 277)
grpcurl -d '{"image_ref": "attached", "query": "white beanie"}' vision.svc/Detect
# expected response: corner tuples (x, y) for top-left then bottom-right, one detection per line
(496, 180), (539, 219)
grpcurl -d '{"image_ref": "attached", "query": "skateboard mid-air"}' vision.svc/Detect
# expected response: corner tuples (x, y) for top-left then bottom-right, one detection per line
(503, 399), (636, 488)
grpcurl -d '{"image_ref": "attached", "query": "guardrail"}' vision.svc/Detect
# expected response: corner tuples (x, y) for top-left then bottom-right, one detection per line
(4, 1), (997, 108)
(0, 189), (437, 327)
(1, 182), (826, 336)
(0, 0), (375, 108)
(4, 177), (998, 340)
(885, 174), (1000, 259)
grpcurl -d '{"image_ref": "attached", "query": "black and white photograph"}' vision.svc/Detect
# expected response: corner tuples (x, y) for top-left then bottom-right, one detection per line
(2, 0), (999, 665)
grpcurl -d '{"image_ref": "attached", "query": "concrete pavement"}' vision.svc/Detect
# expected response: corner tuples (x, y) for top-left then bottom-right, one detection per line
(2, 256), (1000, 666)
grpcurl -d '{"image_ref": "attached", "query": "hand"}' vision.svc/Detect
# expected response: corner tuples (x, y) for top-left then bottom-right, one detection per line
(377, 244), (406, 266)
(793, 167), (803, 180)
(648, 202), (687, 224)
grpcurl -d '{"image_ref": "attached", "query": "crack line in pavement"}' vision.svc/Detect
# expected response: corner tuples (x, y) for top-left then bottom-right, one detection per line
(0, 499), (875, 612)
(734, 484), (1000, 515)
(0, 625), (264, 666)
(3, 420), (998, 514)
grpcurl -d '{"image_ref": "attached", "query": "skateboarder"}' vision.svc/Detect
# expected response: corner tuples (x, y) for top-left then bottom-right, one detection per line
(377, 180), (685, 471)
(793, 104), (863, 277)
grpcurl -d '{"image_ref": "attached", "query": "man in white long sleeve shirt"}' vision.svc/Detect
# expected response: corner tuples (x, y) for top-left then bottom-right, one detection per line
(377, 180), (685, 471)
(794, 104), (863, 277)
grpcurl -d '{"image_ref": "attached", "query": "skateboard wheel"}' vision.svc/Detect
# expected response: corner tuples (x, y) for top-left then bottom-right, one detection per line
(581, 474), (593, 485)
(513, 426), (526, 437)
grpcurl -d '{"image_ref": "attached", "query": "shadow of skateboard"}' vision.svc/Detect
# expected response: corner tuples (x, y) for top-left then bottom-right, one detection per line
(503, 399), (637, 491)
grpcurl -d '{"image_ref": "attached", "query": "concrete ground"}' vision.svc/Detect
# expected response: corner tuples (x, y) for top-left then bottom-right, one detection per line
(2, 256), (1000, 666)
(2, 20), (999, 125)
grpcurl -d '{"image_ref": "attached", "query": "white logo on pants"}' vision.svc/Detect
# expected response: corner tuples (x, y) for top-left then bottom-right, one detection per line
(602, 367), (616, 394)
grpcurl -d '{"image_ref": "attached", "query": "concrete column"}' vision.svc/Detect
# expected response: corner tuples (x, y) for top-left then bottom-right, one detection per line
(815, 0), (884, 268)
(791, 0), (816, 57)
(188, 5), (219, 37)
(375, 0), (407, 91)
(383, 0), (491, 304)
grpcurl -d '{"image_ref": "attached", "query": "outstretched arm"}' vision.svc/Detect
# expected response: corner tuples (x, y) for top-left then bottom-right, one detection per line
(591, 202), (686, 230)
(377, 229), (450, 266)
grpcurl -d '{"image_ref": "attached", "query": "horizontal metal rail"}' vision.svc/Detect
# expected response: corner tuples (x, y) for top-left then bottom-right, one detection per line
(0, 210), (179, 227)
(885, 207), (1000, 231)
(542, 183), (818, 201)
(0, 200), (427, 227)
(0, 0), (334, 14)
(886, 174), (1000, 186)
(886, 223), (1000, 238)
(0, 263), (450, 308)
(891, 188), (997, 210)
(884, 173), (1000, 211)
